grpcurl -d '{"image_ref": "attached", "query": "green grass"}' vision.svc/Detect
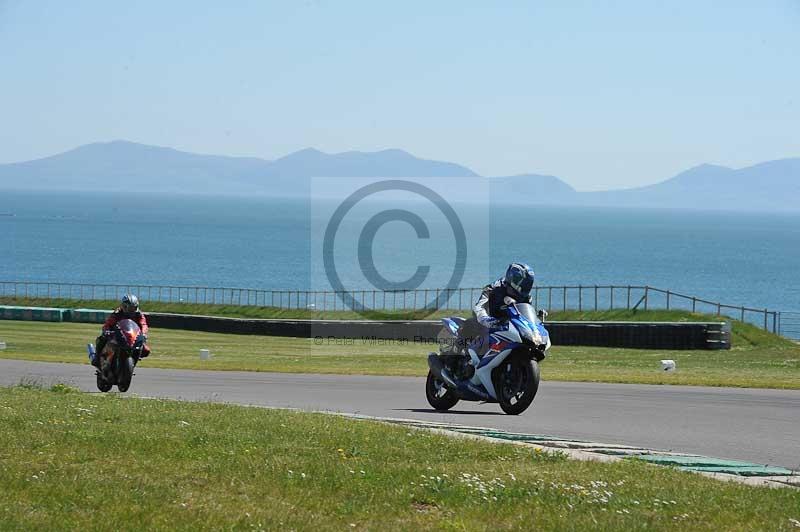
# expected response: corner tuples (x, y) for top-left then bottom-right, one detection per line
(1, 320), (799, 389)
(1, 385), (798, 531)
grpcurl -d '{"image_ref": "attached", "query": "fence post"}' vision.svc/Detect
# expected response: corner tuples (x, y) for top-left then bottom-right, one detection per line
(764, 309), (768, 331)
(562, 287), (567, 311)
(692, 297), (696, 313)
(666, 290), (670, 310)
(594, 285), (598, 311)
(740, 307), (745, 322)
(548, 287), (552, 311)
(626, 286), (631, 309)
(578, 285), (582, 311)
(717, 302), (721, 316)
(772, 312), (777, 333)
(609, 286), (614, 309)
(644, 286), (649, 311)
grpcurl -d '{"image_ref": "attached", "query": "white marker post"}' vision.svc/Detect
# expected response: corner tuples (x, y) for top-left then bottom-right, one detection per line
(661, 359), (676, 372)
(199, 349), (211, 361)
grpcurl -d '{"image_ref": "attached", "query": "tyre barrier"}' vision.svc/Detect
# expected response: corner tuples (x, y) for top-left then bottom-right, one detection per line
(144, 314), (730, 350)
(1, 306), (731, 350)
(0, 305), (68, 322)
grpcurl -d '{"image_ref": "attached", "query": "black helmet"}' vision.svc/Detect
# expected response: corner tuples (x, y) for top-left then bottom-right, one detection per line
(121, 294), (139, 314)
(504, 263), (534, 300)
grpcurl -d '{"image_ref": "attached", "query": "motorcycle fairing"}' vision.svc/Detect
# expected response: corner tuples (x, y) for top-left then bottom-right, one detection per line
(441, 317), (464, 336)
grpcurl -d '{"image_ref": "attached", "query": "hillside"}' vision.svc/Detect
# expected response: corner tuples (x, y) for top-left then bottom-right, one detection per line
(1, 141), (797, 210)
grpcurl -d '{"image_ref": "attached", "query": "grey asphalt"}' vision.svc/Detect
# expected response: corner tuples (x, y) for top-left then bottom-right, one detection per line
(1, 359), (798, 470)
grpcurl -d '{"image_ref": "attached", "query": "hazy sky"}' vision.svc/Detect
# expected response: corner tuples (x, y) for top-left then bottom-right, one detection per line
(1, 1), (798, 190)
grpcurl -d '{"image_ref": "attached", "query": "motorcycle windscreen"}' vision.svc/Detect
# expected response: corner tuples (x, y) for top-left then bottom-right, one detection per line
(516, 303), (549, 344)
(117, 319), (141, 347)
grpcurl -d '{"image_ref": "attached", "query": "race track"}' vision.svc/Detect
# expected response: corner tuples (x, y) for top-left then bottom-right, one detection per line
(1, 359), (798, 470)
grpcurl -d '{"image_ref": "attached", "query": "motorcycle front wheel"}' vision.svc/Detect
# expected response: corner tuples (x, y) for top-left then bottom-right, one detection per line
(425, 371), (459, 411)
(493, 358), (540, 415)
(117, 357), (135, 392)
(96, 372), (112, 393)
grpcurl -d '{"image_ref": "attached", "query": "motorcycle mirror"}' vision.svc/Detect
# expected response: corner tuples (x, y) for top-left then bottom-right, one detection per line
(503, 296), (516, 305)
(537, 309), (548, 321)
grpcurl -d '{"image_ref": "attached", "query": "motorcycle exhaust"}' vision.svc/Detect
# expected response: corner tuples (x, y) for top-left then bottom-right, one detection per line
(428, 353), (491, 402)
(428, 353), (459, 389)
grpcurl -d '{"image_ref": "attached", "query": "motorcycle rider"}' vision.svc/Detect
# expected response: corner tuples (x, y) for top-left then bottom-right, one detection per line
(91, 294), (150, 368)
(458, 263), (536, 355)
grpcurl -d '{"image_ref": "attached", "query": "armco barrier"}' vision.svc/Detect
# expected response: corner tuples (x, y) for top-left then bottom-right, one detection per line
(0, 306), (731, 350)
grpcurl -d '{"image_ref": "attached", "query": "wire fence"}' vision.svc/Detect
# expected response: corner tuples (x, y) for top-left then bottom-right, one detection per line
(0, 280), (784, 333)
(778, 312), (800, 341)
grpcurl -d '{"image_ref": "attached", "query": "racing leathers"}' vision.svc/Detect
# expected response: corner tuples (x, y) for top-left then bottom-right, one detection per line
(92, 308), (151, 367)
(473, 278), (532, 328)
(458, 278), (533, 356)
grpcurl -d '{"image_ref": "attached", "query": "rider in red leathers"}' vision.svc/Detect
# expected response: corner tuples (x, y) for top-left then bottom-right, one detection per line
(91, 294), (151, 368)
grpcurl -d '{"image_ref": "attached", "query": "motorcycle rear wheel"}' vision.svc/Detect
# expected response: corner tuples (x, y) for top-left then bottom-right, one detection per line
(494, 359), (540, 415)
(425, 371), (459, 411)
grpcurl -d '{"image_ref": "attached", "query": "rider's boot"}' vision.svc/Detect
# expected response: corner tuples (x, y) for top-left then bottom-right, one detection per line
(92, 336), (106, 368)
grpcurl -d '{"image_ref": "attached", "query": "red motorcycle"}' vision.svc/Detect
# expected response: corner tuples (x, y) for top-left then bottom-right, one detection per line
(89, 319), (145, 392)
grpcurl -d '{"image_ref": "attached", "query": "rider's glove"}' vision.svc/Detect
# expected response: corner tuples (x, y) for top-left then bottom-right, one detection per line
(478, 316), (500, 328)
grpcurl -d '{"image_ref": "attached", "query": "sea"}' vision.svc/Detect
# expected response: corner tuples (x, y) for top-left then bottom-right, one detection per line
(1, 189), (799, 312)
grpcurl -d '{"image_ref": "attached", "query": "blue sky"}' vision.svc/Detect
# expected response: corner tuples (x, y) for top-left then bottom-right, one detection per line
(1, 1), (798, 190)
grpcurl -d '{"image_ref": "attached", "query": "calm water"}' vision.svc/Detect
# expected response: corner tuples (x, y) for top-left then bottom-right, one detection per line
(1, 190), (799, 311)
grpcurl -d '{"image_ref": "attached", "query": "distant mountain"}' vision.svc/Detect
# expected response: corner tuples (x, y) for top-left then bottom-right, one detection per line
(1, 141), (798, 211)
(0, 141), (274, 194)
(0, 141), (477, 195)
(265, 147), (477, 178)
(579, 159), (800, 211)
(489, 174), (577, 204)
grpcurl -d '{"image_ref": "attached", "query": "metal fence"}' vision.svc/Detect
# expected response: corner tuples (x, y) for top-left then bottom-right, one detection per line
(0, 280), (781, 332)
(778, 312), (800, 341)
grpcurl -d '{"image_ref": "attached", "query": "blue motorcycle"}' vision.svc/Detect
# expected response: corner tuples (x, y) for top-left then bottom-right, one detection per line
(426, 298), (551, 415)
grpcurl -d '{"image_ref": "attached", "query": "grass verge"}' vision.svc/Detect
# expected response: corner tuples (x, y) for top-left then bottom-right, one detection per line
(1, 320), (799, 389)
(1, 385), (798, 530)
